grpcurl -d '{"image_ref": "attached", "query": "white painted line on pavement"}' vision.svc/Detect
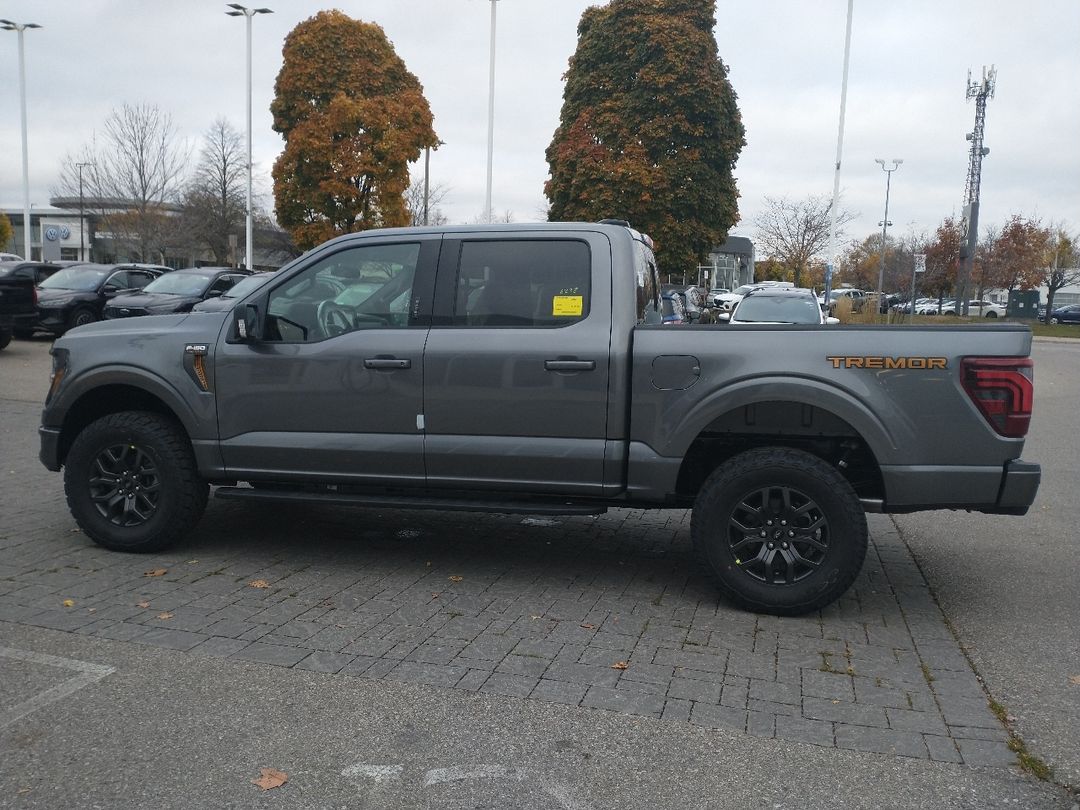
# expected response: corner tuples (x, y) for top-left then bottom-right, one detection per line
(342, 761), (594, 809)
(0, 646), (116, 729)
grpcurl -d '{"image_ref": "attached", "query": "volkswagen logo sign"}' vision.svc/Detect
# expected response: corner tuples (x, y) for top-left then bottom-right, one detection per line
(45, 226), (60, 242)
(60, 225), (71, 240)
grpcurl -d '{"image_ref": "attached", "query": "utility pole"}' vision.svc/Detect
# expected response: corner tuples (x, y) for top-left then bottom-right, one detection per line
(957, 66), (995, 316)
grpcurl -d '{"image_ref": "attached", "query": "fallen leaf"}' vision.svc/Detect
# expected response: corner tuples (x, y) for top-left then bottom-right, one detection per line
(431, 593), (439, 598)
(136, 601), (151, 609)
(530, 615), (543, 620)
(187, 559), (199, 564)
(87, 608), (96, 614)
(62, 599), (75, 608)
(831, 699), (841, 705)
(156, 612), (174, 620)
(580, 623), (595, 630)
(143, 568), (167, 578)
(611, 661), (629, 670)
(448, 575), (463, 583)
(248, 579), (270, 589)
(1069, 675), (1080, 686)
(17, 787), (31, 795)
(251, 768), (288, 791)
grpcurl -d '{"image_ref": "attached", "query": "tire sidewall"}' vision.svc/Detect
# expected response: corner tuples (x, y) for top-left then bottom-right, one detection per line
(693, 450), (866, 614)
(65, 416), (190, 551)
(70, 307), (97, 330)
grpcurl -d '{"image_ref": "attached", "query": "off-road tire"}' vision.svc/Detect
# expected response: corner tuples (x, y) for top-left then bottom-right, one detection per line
(64, 411), (208, 553)
(691, 447), (867, 616)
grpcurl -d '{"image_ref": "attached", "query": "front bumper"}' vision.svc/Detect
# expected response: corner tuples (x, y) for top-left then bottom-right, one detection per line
(39, 426), (62, 471)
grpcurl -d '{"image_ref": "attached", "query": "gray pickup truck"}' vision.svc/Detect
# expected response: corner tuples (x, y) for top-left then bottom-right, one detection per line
(38, 222), (1040, 614)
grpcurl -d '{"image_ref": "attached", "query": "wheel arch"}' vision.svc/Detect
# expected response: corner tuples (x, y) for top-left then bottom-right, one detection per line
(53, 373), (200, 468)
(669, 378), (893, 503)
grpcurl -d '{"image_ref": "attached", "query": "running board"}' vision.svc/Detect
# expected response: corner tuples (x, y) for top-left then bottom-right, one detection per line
(214, 486), (608, 516)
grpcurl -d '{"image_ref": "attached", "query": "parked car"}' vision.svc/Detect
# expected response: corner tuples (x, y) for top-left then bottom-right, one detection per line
(723, 287), (839, 325)
(33, 263), (169, 335)
(104, 267), (251, 319)
(1049, 304), (1080, 324)
(190, 271), (277, 313)
(708, 287), (730, 307)
(915, 299), (953, 316)
(714, 281), (793, 312)
(0, 252), (23, 262)
(819, 287), (867, 314)
(967, 300), (1007, 318)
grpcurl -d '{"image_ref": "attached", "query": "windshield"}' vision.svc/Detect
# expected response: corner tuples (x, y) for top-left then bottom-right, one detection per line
(39, 266), (109, 291)
(732, 285), (756, 296)
(143, 273), (213, 296)
(734, 294), (822, 324)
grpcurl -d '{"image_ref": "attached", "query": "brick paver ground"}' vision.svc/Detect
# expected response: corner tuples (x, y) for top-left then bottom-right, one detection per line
(0, 399), (1016, 768)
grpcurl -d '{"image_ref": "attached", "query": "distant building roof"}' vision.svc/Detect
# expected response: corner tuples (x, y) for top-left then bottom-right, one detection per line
(710, 235), (754, 256)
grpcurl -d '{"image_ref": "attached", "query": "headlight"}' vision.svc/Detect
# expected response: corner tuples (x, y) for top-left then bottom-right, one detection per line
(47, 347), (69, 402)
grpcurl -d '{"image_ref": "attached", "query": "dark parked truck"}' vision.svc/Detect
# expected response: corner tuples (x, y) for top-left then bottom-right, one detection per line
(38, 223), (1040, 614)
(0, 264), (37, 350)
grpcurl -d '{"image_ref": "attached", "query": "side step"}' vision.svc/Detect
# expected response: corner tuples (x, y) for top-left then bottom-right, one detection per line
(214, 486), (608, 516)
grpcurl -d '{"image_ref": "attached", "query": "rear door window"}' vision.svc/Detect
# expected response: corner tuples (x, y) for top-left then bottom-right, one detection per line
(451, 239), (591, 327)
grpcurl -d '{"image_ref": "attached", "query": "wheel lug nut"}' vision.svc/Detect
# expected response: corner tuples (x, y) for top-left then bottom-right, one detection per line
(788, 530), (795, 537)
(760, 530), (767, 537)
(780, 520), (787, 526)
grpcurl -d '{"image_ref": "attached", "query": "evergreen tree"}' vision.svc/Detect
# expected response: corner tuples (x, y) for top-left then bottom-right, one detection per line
(545, 0), (745, 273)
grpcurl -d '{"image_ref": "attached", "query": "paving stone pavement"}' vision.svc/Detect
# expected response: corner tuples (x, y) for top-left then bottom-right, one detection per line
(0, 399), (1018, 770)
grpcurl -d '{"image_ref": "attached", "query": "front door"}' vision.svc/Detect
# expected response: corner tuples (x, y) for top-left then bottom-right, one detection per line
(214, 236), (439, 486)
(421, 233), (612, 495)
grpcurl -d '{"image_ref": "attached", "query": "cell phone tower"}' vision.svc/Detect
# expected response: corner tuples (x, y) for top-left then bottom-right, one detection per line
(956, 65), (996, 315)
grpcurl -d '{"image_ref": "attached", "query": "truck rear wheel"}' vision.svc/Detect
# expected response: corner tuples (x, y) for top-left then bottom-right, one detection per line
(64, 411), (208, 553)
(691, 447), (867, 616)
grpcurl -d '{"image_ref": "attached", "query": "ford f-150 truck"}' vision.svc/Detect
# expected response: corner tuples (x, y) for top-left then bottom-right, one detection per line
(38, 222), (1040, 614)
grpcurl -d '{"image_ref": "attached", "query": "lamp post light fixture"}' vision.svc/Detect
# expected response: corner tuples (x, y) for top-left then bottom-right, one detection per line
(225, 3), (272, 270)
(874, 158), (902, 304)
(1, 18), (42, 260)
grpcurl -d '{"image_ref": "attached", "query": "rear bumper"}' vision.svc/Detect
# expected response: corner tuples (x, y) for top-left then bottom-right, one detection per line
(881, 459), (1041, 516)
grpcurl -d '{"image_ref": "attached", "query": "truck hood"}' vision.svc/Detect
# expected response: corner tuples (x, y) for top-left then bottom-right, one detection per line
(56, 311), (227, 345)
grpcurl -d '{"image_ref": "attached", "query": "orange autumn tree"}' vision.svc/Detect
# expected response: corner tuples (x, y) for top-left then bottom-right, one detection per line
(545, 0), (745, 273)
(271, 10), (438, 250)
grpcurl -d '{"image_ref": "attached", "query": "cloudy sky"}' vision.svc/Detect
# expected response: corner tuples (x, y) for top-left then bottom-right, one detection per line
(1, 0), (1077, 254)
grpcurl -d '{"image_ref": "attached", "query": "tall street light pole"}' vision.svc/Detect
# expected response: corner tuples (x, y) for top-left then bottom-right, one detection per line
(226, 4), (272, 270)
(874, 158), (902, 304)
(484, 0), (498, 224)
(76, 161), (92, 262)
(1, 19), (42, 260)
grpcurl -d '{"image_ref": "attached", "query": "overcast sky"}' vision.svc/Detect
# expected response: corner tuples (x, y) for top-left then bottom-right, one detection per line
(1, 0), (1077, 256)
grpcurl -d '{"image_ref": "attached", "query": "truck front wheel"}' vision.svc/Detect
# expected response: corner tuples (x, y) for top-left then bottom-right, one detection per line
(64, 411), (209, 553)
(691, 447), (867, 616)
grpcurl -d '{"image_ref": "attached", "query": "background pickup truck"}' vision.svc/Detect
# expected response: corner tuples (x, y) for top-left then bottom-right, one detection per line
(0, 262), (38, 350)
(38, 222), (1040, 615)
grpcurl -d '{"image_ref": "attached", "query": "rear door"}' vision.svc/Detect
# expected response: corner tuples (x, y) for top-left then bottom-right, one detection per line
(421, 232), (613, 495)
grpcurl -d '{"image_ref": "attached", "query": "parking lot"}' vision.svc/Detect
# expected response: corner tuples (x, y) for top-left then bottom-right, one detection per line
(1, 335), (1077, 808)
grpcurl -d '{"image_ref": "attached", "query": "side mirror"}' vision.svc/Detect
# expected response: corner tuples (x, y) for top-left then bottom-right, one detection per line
(825, 317), (840, 325)
(102, 284), (119, 295)
(205, 289), (223, 298)
(718, 312), (731, 322)
(233, 302), (261, 342)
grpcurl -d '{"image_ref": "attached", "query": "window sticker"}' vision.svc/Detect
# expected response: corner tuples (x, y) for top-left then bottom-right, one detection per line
(552, 295), (584, 317)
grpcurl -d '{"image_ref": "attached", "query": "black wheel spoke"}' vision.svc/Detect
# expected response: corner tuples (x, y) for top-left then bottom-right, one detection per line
(726, 482), (830, 586)
(88, 442), (162, 527)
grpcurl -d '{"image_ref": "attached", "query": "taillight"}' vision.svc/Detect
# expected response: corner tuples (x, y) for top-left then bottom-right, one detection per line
(960, 357), (1034, 438)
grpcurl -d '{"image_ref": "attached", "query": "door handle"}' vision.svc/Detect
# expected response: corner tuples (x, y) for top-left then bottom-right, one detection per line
(544, 359), (596, 372)
(364, 358), (411, 369)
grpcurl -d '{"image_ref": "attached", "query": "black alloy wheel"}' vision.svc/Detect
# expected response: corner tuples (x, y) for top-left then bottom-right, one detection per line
(726, 484), (829, 585)
(88, 443), (162, 527)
